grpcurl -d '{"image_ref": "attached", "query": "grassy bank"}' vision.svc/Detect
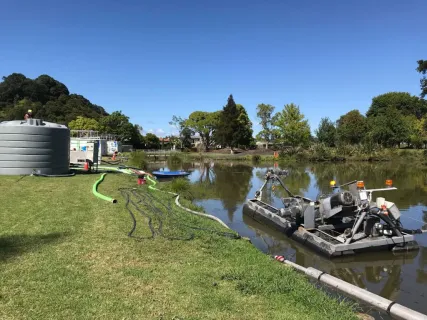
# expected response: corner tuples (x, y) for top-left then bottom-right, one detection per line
(179, 146), (427, 163)
(0, 173), (358, 319)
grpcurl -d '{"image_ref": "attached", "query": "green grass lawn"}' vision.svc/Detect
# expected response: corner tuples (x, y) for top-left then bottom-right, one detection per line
(0, 173), (357, 320)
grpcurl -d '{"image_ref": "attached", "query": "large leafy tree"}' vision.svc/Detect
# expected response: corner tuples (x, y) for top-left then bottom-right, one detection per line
(366, 92), (427, 119)
(255, 103), (275, 148)
(315, 117), (336, 147)
(144, 133), (161, 149)
(68, 116), (100, 131)
(99, 111), (141, 145)
(366, 107), (410, 147)
(417, 60), (427, 98)
(169, 115), (194, 149)
(336, 110), (368, 144)
(181, 127), (194, 149)
(185, 111), (219, 151)
(272, 103), (311, 148)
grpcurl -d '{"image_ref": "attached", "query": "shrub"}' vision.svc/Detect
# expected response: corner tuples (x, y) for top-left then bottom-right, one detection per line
(128, 151), (148, 170)
(251, 155), (261, 164)
(336, 143), (355, 157)
(170, 177), (190, 193)
(168, 152), (183, 164)
(309, 143), (333, 161)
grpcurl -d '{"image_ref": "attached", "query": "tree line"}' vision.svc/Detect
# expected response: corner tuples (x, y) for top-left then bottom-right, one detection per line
(173, 60), (427, 152)
(1, 59), (426, 151)
(255, 91), (427, 150)
(257, 60), (427, 150)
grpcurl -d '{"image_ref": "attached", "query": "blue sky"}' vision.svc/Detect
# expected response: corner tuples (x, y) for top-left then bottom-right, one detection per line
(1, 0), (425, 136)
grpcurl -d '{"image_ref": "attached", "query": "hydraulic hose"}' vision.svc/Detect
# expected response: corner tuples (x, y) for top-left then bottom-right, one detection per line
(93, 173), (117, 203)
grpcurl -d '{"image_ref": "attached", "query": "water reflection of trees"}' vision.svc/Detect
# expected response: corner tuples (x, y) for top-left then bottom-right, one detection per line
(418, 247), (427, 284)
(214, 163), (253, 220)
(310, 162), (427, 209)
(198, 161), (215, 184)
(192, 163), (253, 221)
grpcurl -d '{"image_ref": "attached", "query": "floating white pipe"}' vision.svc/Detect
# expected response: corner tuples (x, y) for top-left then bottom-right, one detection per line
(275, 256), (427, 320)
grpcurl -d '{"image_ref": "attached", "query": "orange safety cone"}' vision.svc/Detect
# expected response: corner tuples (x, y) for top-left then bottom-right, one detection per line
(84, 162), (89, 171)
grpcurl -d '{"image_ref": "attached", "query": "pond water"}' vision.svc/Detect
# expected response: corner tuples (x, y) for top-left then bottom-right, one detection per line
(148, 160), (427, 318)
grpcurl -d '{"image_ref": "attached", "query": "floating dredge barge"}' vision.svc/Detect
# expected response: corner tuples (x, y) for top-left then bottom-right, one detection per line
(243, 170), (425, 258)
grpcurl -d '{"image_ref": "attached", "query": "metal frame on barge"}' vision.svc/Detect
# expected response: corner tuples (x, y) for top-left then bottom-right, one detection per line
(243, 170), (424, 258)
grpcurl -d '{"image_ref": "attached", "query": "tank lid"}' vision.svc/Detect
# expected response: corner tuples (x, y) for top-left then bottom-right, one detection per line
(0, 119), (68, 128)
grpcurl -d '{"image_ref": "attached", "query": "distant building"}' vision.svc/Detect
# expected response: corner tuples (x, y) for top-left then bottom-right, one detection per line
(191, 135), (202, 148)
(159, 137), (170, 144)
(256, 140), (274, 149)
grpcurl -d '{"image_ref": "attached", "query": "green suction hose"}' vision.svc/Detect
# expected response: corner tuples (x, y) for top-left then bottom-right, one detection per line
(146, 175), (158, 191)
(93, 173), (117, 203)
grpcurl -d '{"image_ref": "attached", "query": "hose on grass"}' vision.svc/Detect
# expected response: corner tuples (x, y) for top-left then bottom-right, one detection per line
(101, 159), (122, 165)
(141, 190), (240, 239)
(145, 175), (231, 230)
(118, 187), (240, 241)
(93, 173), (117, 203)
(31, 171), (76, 177)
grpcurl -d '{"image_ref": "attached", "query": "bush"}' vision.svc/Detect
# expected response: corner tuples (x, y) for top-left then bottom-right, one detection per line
(336, 143), (355, 157)
(128, 151), (148, 170)
(167, 152), (183, 164)
(170, 178), (190, 193)
(309, 143), (333, 161)
(251, 154), (261, 164)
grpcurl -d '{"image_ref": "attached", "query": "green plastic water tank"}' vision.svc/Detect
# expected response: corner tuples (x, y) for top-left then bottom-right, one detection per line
(0, 119), (70, 175)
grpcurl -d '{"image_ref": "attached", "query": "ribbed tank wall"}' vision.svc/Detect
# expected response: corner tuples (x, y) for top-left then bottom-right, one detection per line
(0, 119), (70, 175)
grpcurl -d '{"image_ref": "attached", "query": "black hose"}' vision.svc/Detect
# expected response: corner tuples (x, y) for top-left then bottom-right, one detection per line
(119, 189), (155, 240)
(32, 171), (76, 177)
(119, 188), (193, 241)
(400, 228), (423, 235)
(118, 187), (240, 241)
(140, 190), (240, 239)
(101, 159), (121, 165)
(16, 175), (28, 183)
(377, 212), (402, 237)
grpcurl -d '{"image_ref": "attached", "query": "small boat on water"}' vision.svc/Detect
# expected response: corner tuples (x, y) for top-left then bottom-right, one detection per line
(243, 169), (425, 258)
(151, 170), (190, 178)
